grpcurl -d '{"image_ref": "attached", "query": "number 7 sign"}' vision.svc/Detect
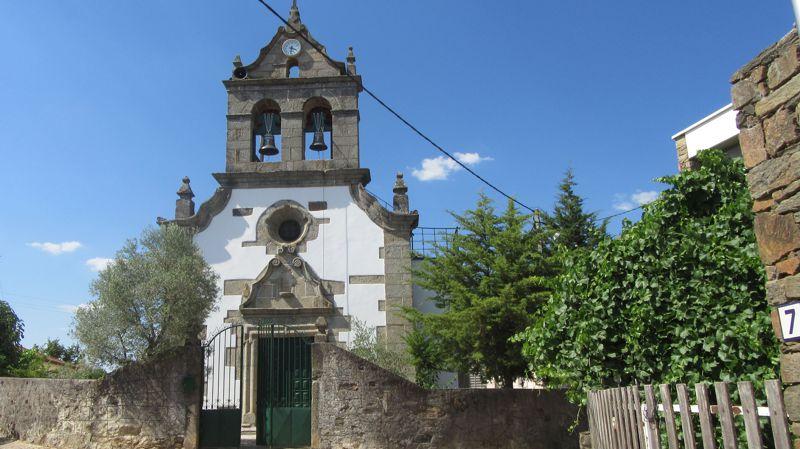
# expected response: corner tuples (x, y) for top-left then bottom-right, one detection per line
(779, 302), (800, 342)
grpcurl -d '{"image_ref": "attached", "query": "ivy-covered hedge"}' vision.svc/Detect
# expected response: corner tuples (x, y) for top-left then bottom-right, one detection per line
(516, 149), (779, 404)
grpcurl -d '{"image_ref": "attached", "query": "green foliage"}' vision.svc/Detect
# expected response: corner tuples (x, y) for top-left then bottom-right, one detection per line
(348, 318), (413, 381)
(33, 338), (82, 364)
(516, 149), (779, 404)
(545, 168), (607, 250)
(406, 195), (558, 388)
(9, 347), (104, 380)
(404, 323), (442, 388)
(73, 225), (219, 367)
(0, 300), (24, 376)
(9, 349), (49, 378)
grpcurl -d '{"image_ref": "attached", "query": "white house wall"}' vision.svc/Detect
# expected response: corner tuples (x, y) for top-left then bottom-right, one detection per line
(194, 185), (386, 345)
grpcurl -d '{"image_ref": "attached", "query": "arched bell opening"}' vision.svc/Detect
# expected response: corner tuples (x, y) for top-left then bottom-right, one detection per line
(286, 58), (300, 78)
(252, 99), (282, 162)
(302, 97), (333, 160)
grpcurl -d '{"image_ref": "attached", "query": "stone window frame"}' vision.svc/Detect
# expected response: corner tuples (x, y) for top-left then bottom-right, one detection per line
(242, 200), (322, 254)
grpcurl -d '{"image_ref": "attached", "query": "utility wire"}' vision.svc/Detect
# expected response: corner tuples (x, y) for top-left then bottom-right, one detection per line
(596, 205), (644, 222)
(253, 0), (540, 214)
(254, 0), (648, 224)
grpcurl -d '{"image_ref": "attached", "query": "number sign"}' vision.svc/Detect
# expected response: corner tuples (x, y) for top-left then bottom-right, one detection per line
(779, 302), (800, 342)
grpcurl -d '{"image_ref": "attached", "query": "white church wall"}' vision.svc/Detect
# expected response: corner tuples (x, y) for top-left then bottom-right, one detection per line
(194, 185), (386, 344)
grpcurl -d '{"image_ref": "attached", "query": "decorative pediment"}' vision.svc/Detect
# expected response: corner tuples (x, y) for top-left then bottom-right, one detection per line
(240, 251), (336, 315)
(234, 4), (345, 80)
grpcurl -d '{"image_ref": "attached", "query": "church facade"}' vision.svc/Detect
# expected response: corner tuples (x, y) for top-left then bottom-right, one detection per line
(162, 3), (423, 440)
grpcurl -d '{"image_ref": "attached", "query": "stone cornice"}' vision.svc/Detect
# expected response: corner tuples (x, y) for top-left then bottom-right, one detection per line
(223, 75), (362, 91)
(213, 169), (371, 189)
(349, 184), (419, 234)
(158, 187), (232, 232)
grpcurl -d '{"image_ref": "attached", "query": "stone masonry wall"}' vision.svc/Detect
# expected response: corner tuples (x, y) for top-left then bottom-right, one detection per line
(732, 29), (800, 444)
(311, 343), (585, 449)
(0, 346), (202, 449)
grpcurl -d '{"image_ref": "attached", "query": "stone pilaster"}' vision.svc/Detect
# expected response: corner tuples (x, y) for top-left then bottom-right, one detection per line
(225, 114), (252, 170)
(281, 111), (305, 163)
(331, 109), (359, 163)
(732, 28), (800, 445)
(383, 228), (414, 352)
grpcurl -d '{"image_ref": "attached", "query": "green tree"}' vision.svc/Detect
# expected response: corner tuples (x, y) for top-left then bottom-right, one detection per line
(348, 318), (412, 381)
(406, 195), (558, 388)
(73, 225), (219, 366)
(9, 349), (49, 378)
(545, 168), (606, 250)
(33, 338), (82, 364)
(0, 300), (24, 376)
(516, 149), (779, 404)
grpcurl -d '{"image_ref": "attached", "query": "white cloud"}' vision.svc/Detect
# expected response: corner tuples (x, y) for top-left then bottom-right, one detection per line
(411, 152), (493, 181)
(613, 190), (659, 211)
(86, 257), (114, 272)
(58, 304), (87, 313)
(28, 241), (82, 255)
(631, 190), (659, 205)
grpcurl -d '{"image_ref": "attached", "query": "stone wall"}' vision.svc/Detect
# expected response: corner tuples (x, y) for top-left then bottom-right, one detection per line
(0, 346), (202, 449)
(311, 343), (585, 449)
(732, 29), (800, 444)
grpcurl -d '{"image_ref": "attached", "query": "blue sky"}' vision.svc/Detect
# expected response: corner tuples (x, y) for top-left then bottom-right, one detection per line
(0, 1), (794, 347)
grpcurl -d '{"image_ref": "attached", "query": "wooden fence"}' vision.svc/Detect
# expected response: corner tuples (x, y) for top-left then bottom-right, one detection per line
(587, 380), (791, 449)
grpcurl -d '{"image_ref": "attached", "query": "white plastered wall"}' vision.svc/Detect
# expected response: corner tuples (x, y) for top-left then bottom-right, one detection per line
(194, 185), (386, 345)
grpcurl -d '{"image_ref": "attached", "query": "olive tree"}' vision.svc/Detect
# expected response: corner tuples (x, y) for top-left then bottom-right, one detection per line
(74, 225), (218, 366)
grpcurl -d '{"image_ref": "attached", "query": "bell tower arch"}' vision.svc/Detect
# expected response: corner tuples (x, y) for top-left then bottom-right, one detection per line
(222, 2), (361, 174)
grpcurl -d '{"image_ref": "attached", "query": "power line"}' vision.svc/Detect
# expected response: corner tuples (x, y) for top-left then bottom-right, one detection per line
(252, 0), (540, 214)
(596, 205), (644, 222)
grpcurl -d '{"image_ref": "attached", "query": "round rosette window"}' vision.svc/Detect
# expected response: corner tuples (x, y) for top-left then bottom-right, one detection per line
(265, 204), (311, 244)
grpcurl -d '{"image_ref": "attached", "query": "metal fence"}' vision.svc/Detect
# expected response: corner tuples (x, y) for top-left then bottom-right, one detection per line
(411, 227), (458, 258)
(587, 380), (791, 449)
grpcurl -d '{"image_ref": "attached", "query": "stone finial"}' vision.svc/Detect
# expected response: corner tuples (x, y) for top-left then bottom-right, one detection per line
(288, 0), (301, 24)
(233, 55), (242, 68)
(175, 176), (195, 219)
(346, 47), (357, 75)
(392, 172), (409, 213)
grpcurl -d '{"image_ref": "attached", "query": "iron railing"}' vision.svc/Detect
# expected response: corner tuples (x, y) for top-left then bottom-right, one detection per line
(411, 227), (458, 258)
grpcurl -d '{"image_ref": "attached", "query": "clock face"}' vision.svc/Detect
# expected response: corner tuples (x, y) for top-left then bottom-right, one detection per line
(282, 39), (301, 57)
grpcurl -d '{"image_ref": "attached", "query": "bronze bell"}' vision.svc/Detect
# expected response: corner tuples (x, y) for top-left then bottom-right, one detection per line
(309, 130), (327, 152)
(259, 133), (279, 157)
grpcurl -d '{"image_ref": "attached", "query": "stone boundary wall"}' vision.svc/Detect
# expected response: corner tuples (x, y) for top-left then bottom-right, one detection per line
(311, 343), (585, 449)
(0, 346), (202, 449)
(731, 29), (800, 444)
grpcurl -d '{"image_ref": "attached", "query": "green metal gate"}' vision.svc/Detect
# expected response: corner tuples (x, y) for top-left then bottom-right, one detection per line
(200, 324), (244, 448)
(256, 325), (312, 448)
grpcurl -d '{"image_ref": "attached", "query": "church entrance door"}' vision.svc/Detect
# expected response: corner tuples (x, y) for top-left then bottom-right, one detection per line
(256, 324), (312, 448)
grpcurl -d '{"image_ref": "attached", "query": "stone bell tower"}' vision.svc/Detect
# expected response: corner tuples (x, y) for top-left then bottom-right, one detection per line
(220, 0), (363, 179)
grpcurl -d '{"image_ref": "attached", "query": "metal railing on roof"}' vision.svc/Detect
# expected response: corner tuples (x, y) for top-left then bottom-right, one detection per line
(411, 227), (458, 258)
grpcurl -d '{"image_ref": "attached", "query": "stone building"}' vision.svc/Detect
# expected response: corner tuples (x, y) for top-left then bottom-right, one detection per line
(161, 3), (427, 443)
(672, 103), (742, 171)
